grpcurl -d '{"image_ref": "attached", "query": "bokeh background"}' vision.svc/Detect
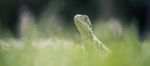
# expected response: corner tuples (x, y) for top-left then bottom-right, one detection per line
(0, 0), (150, 66)
(0, 0), (150, 41)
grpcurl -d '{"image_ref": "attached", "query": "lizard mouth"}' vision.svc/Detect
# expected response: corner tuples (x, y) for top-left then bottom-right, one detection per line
(74, 14), (82, 18)
(74, 14), (82, 21)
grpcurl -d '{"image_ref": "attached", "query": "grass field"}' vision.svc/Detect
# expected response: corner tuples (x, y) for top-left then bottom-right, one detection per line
(0, 15), (150, 66)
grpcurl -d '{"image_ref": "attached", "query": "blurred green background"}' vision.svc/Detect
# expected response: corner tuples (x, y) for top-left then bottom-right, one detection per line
(0, 0), (150, 66)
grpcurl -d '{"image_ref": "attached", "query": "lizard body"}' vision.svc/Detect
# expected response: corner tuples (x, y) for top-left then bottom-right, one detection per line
(74, 14), (110, 53)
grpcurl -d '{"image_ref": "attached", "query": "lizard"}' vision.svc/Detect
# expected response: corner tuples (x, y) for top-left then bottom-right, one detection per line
(74, 14), (110, 53)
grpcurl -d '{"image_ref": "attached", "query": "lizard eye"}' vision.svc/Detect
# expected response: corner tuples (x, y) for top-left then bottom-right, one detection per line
(84, 17), (88, 21)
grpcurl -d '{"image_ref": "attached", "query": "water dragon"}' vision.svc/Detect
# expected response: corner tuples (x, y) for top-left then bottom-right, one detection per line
(74, 14), (110, 53)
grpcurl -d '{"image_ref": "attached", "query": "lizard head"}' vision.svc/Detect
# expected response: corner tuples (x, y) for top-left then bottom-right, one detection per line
(74, 14), (93, 39)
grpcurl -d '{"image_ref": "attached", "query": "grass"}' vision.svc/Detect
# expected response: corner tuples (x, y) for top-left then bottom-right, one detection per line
(0, 15), (150, 66)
